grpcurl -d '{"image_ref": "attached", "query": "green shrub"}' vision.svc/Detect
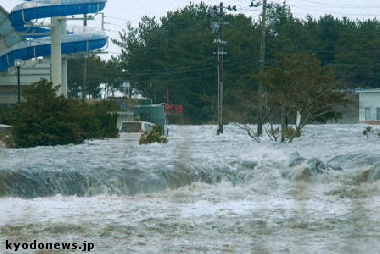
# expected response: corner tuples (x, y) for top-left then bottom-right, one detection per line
(139, 125), (168, 144)
(7, 79), (118, 148)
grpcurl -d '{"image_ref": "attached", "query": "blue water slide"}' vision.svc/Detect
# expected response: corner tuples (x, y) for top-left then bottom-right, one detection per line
(0, 0), (107, 72)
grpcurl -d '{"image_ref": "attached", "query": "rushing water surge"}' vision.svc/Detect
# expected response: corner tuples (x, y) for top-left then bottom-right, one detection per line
(0, 124), (379, 253)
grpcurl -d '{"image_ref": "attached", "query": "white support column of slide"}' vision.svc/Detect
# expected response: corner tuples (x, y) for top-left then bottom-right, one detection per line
(61, 18), (68, 97)
(50, 0), (67, 97)
(51, 16), (62, 95)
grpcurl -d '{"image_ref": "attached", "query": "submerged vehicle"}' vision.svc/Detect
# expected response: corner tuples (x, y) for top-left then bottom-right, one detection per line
(116, 99), (169, 142)
(117, 121), (155, 140)
(0, 124), (11, 134)
(134, 102), (167, 135)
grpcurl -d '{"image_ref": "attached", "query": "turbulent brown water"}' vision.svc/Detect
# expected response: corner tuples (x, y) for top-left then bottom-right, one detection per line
(0, 124), (379, 253)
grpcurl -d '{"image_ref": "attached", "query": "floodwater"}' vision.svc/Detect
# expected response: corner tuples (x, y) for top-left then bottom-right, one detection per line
(0, 124), (379, 253)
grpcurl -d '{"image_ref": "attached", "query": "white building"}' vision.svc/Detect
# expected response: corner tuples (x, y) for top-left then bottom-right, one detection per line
(358, 89), (380, 124)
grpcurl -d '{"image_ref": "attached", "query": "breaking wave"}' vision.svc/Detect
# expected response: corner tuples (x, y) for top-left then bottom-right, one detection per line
(0, 124), (379, 198)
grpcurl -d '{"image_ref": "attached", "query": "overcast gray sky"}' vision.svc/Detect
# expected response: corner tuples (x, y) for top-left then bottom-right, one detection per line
(1, 0), (379, 58)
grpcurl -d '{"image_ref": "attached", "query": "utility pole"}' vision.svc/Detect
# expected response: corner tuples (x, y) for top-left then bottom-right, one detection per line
(257, 0), (267, 136)
(217, 2), (225, 135)
(211, 3), (236, 135)
(212, 3), (235, 135)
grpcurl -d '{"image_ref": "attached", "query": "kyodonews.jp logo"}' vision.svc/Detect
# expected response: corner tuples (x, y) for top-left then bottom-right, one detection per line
(5, 240), (94, 252)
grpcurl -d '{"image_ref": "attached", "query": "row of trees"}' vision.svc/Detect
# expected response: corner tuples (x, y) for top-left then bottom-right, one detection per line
(67, 3), (380, 126)
(67, 57), (123, 99)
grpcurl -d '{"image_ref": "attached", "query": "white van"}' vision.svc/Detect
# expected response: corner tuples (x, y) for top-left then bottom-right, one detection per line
(0, 124), (11, 134)
(117, 121), (155, 140)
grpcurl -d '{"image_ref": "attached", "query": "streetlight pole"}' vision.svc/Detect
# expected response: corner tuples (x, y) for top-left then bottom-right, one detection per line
(82, 13), (88, 101)
(15, 59), (22, 103)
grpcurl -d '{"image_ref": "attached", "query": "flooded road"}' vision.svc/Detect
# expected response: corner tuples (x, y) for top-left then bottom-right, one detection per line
(0, 124), (379, 253)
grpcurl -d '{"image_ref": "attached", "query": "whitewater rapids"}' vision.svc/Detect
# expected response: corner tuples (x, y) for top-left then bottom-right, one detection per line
(0, 124), (379, 253)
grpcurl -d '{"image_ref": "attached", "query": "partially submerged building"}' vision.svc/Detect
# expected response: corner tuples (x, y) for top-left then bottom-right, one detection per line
(358, 89), (380, 124)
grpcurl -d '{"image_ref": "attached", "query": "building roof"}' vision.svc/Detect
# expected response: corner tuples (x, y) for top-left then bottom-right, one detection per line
(356, 88), (380, 93)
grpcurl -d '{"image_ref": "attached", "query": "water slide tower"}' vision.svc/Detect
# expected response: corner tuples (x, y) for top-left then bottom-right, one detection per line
(0, 0), (107, 100)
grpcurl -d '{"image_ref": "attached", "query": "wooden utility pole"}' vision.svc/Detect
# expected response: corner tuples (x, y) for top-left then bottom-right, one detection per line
(217, 2), (225, 135)
(257, 0), (267, 136)
(212, 2), (235, 135)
